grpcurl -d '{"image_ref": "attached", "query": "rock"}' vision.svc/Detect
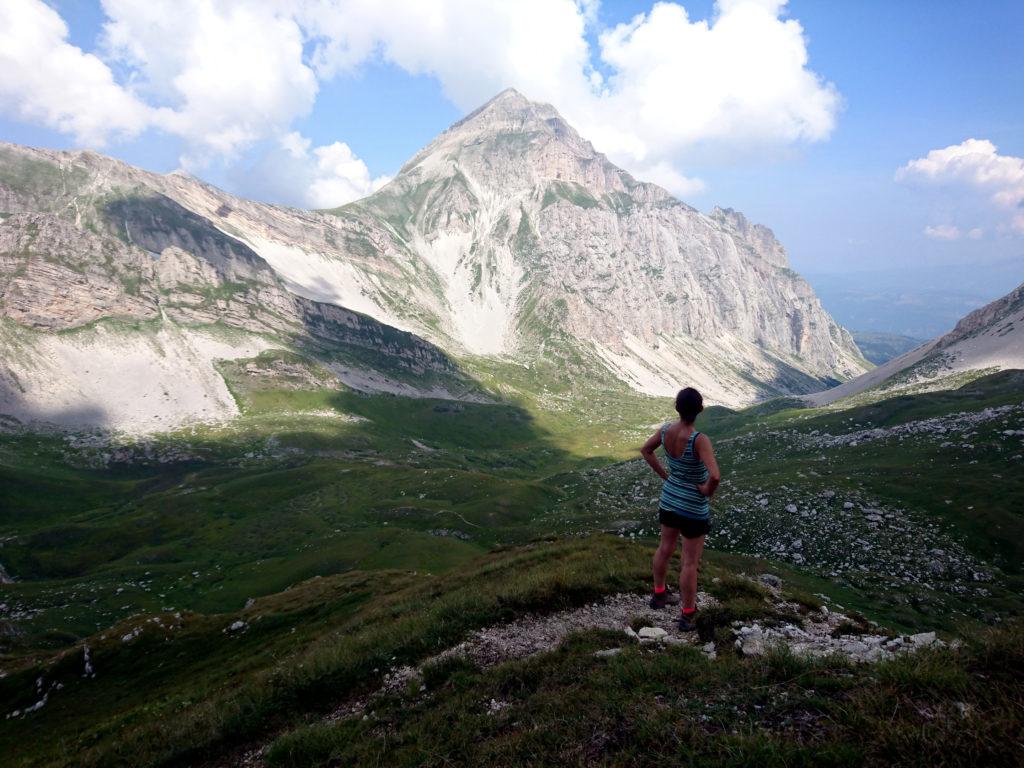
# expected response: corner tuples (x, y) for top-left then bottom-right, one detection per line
(909, 631), (937, 646)
(862, 646), (886, 663)
(954, 701), (973, 718)
(758, 574), (782, 589)
(843, 502), (855, 510)
(594, 648), (622, 658)
(638, 626), (668, 642)
(736, 627), (765, 656)
(227, 620), (247, 633)
(785, 504), (798, 514)
(841, 640), (869, 655)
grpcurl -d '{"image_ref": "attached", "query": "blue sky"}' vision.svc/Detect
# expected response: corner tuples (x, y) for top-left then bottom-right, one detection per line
(1, 1), (1022, 334)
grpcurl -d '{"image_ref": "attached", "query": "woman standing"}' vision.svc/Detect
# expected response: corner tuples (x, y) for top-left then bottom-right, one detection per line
(640, 387), (721, 631)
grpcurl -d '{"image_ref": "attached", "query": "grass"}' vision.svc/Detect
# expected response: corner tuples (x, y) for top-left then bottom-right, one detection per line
(0, 537), (648, 767)
(264, 615), (1024, 768)
(6, 533), (970, 768)
(1, 351), (1021, 766)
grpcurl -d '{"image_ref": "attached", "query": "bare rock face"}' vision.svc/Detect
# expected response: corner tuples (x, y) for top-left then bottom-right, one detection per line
(936, 281), (1024, 350)
(0, 213), (158, 330)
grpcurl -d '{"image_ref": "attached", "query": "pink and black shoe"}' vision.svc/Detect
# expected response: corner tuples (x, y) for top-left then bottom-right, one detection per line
(649, 589), (680, 609)
(677, 610), (698, 632)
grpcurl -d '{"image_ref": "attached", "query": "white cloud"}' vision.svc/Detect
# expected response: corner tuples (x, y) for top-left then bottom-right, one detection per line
(593, 1), (838, 160)
(923, 224), (960, 241)
(240, 132), (389, 209)
(633, 162), (706, 197)
(100, 1), (319, 163)
(298, 0), (839, 196)
(1, 0), (841, 203)
(897, 139), (1024, 235)
(0, 0), (154, 145)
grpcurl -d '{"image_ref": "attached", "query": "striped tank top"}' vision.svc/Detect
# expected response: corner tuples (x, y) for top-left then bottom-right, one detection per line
(659, 423), (710, 520)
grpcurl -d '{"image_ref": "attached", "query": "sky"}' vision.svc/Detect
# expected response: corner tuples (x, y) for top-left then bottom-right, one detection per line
(1, 0), (1022, 335)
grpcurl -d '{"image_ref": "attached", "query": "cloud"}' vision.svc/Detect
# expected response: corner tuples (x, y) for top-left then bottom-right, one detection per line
(593, 1), (839, 160)
(0, 0), (154, 145)
(100, 0), (319, 163)
(897, 139), (1024, 234)
(238, 132), (389, 209)
(1, 0), (841, 203)
(633, 162), (706, 197)
(923, 224), (960, 241)
(299, 0), (839, 196)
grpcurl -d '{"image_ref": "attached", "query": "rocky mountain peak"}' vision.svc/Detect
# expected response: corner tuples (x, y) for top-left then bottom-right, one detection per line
(446, 88), (569, 141)
(0, 90), (871, 416)
(394, 89), (650, 201)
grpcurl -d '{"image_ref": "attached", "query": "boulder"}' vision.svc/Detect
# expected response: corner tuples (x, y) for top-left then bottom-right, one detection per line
(638, 626), (668, 642)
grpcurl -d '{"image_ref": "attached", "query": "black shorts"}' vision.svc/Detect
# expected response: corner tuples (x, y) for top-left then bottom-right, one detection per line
(659, 508), (711, 538)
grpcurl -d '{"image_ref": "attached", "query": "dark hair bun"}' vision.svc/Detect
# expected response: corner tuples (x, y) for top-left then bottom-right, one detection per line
(675, 387), (703, 422)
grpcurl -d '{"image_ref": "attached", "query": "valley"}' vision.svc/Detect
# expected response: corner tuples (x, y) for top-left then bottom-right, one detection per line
(1, 366), (1023, 766)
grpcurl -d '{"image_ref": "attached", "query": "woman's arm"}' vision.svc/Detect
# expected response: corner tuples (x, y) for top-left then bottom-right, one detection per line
(640, 430), (669, 481)
(694, 433), (721, 497)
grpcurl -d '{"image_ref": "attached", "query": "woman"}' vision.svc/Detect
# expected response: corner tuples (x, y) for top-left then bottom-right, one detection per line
(640, 387), (721, 631)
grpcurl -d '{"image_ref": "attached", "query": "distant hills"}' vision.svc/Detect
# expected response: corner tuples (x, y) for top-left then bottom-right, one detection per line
(808, 281), (1024, 405)
(850, 331), (923, 364)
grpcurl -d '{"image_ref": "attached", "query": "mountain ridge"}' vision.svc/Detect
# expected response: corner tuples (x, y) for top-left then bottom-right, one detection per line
(0, 89), (871, 431)
(806, 280), (1024, 406)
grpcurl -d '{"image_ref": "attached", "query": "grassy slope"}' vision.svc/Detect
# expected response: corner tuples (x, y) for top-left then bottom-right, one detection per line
(2, 537), (1021, 768)
(716, 371), (1024, 573)
(1, 364), (1021, 766)
(269, 620), (1024, 768)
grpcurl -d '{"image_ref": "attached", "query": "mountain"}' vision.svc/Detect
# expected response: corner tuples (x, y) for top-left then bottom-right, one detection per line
(0, 144), (474, 432)
(0, 89), (868, 432)
(310, 89), (869, 402)
(807, 280), (1024, 405)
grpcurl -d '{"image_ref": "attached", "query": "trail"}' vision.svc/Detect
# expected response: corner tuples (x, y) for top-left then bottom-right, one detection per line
(216, 580), (945, 767)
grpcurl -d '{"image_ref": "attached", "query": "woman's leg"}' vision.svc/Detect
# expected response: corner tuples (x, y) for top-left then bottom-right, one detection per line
(679, 534), (706, 611)
(653, 524), (680, 590)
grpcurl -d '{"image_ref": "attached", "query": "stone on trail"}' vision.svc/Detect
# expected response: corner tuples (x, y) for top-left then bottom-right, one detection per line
(736, 627), (766, 656)
(638, 626), (668, 642)
(758, 573), (782, 589)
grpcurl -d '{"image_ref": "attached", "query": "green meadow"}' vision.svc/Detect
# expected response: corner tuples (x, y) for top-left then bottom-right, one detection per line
(1, 361), (1021, 766)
